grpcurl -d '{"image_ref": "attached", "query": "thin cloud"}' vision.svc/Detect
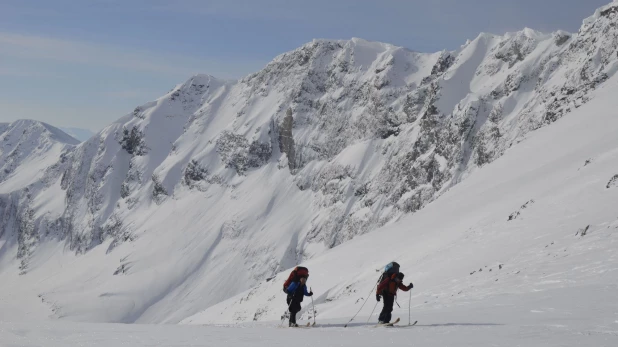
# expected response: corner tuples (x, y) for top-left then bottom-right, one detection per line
(102, 90), (158, 100)
(150, 0), (306, 21)
(0, 3), (62, 17)
(0, 32), (207, 76)
(0, 66), (48, 77)
(148, 0), (382, 23)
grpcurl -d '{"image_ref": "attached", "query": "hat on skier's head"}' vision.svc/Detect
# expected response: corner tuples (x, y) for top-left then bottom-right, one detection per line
(396, 272), (405, 280)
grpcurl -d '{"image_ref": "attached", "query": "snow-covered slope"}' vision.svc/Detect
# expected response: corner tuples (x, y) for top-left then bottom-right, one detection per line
(186, 70), (618, 326)
(0, 1), (618, 329)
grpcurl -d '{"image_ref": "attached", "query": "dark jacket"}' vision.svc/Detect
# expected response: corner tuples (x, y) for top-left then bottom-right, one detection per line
(377, 275), (412, 296)
(286, 282), (311, 299)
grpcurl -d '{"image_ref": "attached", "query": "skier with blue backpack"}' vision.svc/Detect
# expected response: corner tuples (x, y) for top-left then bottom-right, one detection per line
(343, 262), (414, 328)
(376, 262), (413, 324)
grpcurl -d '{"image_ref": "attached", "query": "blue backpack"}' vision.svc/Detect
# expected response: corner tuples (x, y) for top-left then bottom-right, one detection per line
(379, 262), (400, 284)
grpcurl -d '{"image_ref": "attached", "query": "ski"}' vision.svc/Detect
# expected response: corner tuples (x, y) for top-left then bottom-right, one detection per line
(409, 320), (418, 326)
(375, 317), (400, 327)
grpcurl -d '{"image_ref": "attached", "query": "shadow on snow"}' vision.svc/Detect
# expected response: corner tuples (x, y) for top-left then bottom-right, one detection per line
(304, 322), (503, 329)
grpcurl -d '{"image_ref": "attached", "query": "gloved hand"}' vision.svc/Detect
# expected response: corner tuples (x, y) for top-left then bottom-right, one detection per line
(376, 294), (381, 302)
(408, 283), (414, 290)
(308, 291), (313, 296)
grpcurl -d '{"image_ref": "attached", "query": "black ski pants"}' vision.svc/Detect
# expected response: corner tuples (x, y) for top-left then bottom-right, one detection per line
(287, 295), (302, 324)
(378, 294), (395, 323)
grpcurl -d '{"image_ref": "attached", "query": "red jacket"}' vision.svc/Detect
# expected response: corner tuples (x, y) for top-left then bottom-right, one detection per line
(377, 275), (411, 296)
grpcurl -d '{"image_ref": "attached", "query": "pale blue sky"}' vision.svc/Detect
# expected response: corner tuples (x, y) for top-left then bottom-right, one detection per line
(0, 0), (610, 131)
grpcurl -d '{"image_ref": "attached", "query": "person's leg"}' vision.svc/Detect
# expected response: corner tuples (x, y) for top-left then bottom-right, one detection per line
(289, 300), (301, 326)
(289, 310), (297, 325)
(287, 296), (295, 325)
(377, 297), (388, 322)
(379, 295), (394, 323)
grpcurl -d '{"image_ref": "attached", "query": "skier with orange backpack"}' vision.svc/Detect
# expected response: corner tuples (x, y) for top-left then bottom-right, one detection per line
(283, 266), (313, 327)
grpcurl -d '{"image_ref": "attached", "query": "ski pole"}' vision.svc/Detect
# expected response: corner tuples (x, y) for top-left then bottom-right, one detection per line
(344, 279), (379, 328)
(280, 298), (294, 327)
(408, 290), (411, 326)
(366, 300), (379, 324)
(310, 287), (316, 326)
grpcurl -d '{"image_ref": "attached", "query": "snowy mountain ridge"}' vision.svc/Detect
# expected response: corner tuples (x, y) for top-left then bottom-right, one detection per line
(0, 1), (617, 326)
(0, 119), (78, 190)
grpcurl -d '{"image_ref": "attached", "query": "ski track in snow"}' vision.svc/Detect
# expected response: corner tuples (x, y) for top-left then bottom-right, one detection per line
(1, 304), (617, 347)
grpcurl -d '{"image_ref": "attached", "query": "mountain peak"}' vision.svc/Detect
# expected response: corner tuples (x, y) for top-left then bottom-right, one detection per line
(3, 119), (79, 145)
(172, 73), (232, 93)
(0, 119), (78, 190)
(581, 1), (618, 32)
(504, 27), (548, 40)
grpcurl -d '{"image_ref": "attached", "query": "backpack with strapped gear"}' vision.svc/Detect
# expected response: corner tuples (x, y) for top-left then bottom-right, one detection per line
(283, 266), (309, 293)
(377, 271), (405, 296)
(378, 262), (400, 286)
